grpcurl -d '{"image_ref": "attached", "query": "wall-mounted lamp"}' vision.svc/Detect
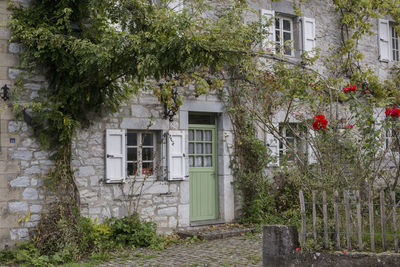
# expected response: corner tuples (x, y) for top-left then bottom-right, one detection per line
(1, 84), (9, 101)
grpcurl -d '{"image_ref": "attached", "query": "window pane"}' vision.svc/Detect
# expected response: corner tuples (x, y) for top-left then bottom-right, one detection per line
(189, 130), (194, 141)
(204, 130), (212, 141)
(286, 127), (295, 137)
(143, 133), (153, 146)
(196, 143), (203, 154)
(283, 31), (292, 42)
(275, 30), (280, 42)
(283, 19), (291, 31)
(127, 132), (137, 146)
(205, 143), (212, 154)
(189, 156), (194, 167)
(275, 18), (280, 28)
(204, 156), (212, 167)
(127, 148), (137, 161)
(142, 148), (153, 161)
(196, 130), (203, 141)
(195, 156), (203, 167)
(127, 162), (138, 176)
(142, 162), (153, 175)
(189, 114), (215, 125)
(189, 143), (194, 154)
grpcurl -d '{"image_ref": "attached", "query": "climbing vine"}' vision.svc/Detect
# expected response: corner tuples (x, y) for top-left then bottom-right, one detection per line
(7, 0), (261, 257)
(7, 0), (400, 254)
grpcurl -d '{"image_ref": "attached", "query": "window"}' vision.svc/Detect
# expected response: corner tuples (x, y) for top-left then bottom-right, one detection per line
(260, 9), (315, 57)
(391, 25), (399, 62)
(275, 17), (294, 56)
(188, 129), (213, 167)
(278, 123), (307, 163)
(386, 127), (400, 152)
(126, 131), (157, 176)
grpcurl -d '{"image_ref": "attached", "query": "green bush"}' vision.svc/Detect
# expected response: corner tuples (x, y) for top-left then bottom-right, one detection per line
(106, 213), (160, 248)
(0, 214), (163, 266)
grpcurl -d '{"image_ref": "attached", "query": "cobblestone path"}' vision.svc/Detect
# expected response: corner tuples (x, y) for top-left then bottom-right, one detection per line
(99, 234), (262, 266)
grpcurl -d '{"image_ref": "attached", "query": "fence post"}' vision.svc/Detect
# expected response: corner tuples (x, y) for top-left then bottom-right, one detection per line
(299, 190), (306, 246)
(369, 190), (375, 252)
(334, 190), (341, 250)
(344, 190), (352, 251)
(380, 191), (386, 251)
(356, 190), (362, 250)
(323, 191), (329, 248)
(312, 191), (317, 240)
(392, 191), (398, 253)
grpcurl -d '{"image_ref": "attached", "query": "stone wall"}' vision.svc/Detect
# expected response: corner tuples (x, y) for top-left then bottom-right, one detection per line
(0, 0), (399, 249)
(0, 0), (51, 249)
(72, 91), (235, 233)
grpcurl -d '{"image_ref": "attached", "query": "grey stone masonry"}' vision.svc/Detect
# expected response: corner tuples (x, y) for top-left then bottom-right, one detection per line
(263, 225), (299, 267)
(2, 0), (400, 250)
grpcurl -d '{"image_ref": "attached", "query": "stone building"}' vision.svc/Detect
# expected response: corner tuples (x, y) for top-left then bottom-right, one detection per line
(0, 0), (398, 249)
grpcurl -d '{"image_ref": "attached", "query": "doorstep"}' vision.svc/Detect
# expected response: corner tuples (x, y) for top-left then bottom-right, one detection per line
(176, 223), (255, 241)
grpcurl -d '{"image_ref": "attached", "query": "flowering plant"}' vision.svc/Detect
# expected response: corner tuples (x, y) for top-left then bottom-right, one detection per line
(385, 107), (400, 118)
(343, 84), (357, 93)
(312, 114), (328, 131)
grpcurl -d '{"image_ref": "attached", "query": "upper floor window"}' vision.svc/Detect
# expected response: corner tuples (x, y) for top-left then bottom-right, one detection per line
(391, 25), (399, 62)
(275, 17), (294, 56)
(261, 9), (315, 57)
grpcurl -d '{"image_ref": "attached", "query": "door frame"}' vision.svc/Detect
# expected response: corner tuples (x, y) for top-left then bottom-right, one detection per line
(188, 122), (219, 222)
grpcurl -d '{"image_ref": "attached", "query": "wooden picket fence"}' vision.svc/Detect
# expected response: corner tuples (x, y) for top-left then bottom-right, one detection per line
(299, 190), (400, 252)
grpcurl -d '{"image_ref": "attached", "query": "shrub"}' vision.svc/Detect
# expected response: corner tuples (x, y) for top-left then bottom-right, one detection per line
(0, 214), (163, 266)
(106, 213), (159, 248)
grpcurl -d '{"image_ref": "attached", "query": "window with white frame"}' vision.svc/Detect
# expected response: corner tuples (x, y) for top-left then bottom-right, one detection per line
(126, 131), (157, 176)
(391, 25), (400, 62)
(278, 123), (307, 163)
(275, 17), (294, 56)
(261, 9), (316, 57)
(386, 127), (400, 152)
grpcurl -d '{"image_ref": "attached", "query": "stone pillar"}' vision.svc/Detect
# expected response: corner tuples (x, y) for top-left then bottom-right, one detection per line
(263, 225), (299, 267)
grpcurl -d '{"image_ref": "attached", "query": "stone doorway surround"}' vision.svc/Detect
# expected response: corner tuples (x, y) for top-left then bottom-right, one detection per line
(179, 99), (234, 225)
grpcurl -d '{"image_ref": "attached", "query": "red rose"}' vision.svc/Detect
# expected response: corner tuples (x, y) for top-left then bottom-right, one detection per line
(386, 108), (392, 117)
(343, 84), (356, 93)
(392, 108), (400, 118)
(296, 248), (301, 251)
(312, 121), (319, 130)
(313, 114), (328, 131)
(365, 90), (370, 94)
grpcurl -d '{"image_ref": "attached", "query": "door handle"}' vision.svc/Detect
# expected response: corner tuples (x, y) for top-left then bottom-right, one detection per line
(106, 154), (114, 158)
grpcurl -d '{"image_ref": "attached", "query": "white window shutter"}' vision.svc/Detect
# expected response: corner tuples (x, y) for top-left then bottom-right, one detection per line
(261, 9), (275, 53)
(105, 129), (126, 183)
(302, 17), (316, 56)
(378, 19), (390, 62)
(168, 0), (183, 12)
(307, 130), (317, 164)
(266, 124), (279, 166)
(167, 130), (186, 180)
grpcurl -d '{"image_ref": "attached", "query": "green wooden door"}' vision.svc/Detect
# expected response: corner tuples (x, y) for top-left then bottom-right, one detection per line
(189, 125), (218, 221)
